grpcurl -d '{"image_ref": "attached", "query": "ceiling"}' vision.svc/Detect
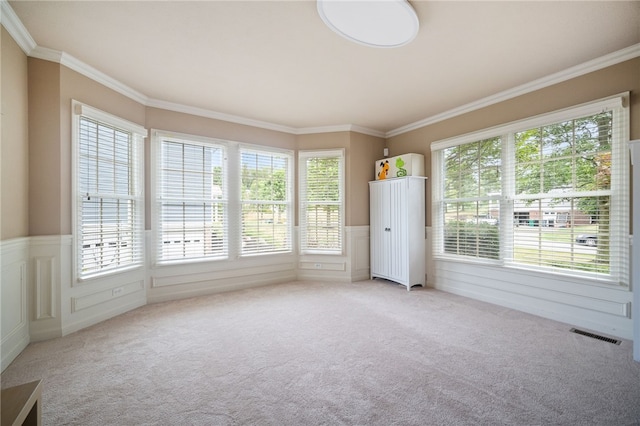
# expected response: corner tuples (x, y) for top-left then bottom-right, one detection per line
(6, 1), (640, 136)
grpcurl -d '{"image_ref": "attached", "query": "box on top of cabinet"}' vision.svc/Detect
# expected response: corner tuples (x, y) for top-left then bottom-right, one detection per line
(375, 153), (425, 180)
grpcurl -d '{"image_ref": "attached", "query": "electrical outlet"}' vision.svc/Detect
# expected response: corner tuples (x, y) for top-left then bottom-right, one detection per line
(112, 287), (123, 296)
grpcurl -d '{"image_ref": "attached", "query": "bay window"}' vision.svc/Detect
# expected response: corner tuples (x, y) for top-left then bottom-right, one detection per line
(432, 94), (629, 285)
(153, 131), (293, 263)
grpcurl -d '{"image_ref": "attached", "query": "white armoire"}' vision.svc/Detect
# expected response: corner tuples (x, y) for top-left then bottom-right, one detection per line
(369, 176), (426, 290)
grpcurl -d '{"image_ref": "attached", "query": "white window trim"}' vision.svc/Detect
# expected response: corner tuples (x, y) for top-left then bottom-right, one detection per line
(151, 130), (229, 265)
(238, 145), (294, 257)
(298, 148), (345, 255)
(151, 130), (294, 264)
(72, 100), (147, 282)
(431, 93), (630, 286)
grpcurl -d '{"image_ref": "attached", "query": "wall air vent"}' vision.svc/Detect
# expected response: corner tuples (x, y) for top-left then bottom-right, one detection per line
(570, 328), (621, 345)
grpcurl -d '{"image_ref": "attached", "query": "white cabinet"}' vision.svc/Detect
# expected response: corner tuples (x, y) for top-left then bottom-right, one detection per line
(369, 177), (426, 290)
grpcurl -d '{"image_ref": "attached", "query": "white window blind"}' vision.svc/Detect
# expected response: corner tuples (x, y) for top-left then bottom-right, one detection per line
(240, 148), (293, 255)
(156, 136), (227, 262)
(299, 149), (345, 254)
(432, 94), (629, 285)
(440, 137), (502, 260)
(74, 102), (146, 279)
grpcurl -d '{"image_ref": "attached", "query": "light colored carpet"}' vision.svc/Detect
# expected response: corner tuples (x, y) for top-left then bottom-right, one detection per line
(2, 280), (639, 425)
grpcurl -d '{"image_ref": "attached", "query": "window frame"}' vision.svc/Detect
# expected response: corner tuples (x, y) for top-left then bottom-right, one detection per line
(152, 131), (228, 264)
(298, 149), (345, 255)
(151, 130), (294, 264)
(72, 100), (147, 281)
(431, 94), (629, 286)
(239, 146), (294, 257)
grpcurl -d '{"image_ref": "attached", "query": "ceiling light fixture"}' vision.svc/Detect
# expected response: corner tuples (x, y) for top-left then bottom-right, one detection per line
(317, 0), (419, 48)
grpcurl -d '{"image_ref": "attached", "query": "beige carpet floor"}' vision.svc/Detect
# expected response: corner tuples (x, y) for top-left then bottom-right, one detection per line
(2, 280), (639, 425)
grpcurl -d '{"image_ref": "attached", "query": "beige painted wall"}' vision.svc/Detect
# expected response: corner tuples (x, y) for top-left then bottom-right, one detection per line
(27, 59), (146, 236)
(388, 58), (640, 227)
(146, 107), (296, 150)
(1, 27), (30, 239)
(60, 65), (147, 236)
(349, 132), (385, 226)
(22, 52), (639, 235)
(27, 59), (62, 236)
(28, 59), (367, 236)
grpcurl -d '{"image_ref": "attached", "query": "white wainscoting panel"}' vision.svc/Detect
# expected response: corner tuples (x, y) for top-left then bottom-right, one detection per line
(72, 280), (145, 312)
(28, 236), (69, 341)
(28, 235), (147, 339)
(34, 256), (56, 320)
(298, 226), (370, 282)
(1, 238), (30, 371)
(149, 253), (297, 304)
(425, 227), (433, 286)
(65, 266), (147, 336)
(433, 258), (633, 339)
(350, 226), (371, 282)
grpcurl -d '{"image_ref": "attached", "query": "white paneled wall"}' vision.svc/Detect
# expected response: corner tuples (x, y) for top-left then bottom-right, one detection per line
(1, 238), (30, 371)
(297, 226), (370, 283)
(1, 225), (377, 370)
(29, 236), (68, 341)
(4, 223), (633, 371)
(432, 258), (633, 339)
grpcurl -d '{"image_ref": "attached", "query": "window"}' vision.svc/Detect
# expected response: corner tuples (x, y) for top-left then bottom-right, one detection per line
(155, 135), (226, 262)
(299, 149), (345, 254)
(442, 137), (501, 260)
(432, 95), (629, 285)
(240, 148), (293, 255)
(153, 133), (293, 262)
(73, 101), (146, 279)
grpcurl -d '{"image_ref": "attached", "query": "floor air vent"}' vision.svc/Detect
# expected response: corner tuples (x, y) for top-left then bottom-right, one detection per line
(570, 328), (621, 345)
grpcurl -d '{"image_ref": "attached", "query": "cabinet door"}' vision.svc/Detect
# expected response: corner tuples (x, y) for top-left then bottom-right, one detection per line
(369, 182), (390, 278)
(387, 179), (408, 283)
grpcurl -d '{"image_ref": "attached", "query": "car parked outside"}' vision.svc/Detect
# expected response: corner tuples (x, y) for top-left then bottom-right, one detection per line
(575, 234), (597, 246)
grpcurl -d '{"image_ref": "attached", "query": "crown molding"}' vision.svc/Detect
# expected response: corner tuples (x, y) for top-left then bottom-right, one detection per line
(29, 45), (63, 63)
(386, 43), (640, 138)
(296, 124), (385, 138)
(347, 125), (386, 138)
(0, 0), (36, 54)
(29, 46), (148, 105)
(146, 98), (299, 135)
(61, 51), (149, 105)
(0, 0), (382, 138)
(4, 0), (638, 141)
(29, 45), (149, 105)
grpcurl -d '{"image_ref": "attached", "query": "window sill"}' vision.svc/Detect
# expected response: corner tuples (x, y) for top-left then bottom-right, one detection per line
(76, 263), (144, 284)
